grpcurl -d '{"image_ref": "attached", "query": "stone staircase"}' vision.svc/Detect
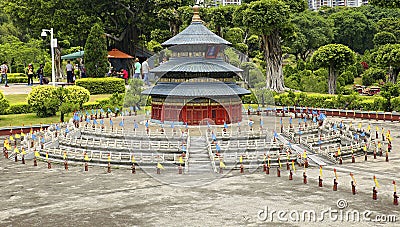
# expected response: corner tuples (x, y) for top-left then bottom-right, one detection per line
(187, 136), (215, 174)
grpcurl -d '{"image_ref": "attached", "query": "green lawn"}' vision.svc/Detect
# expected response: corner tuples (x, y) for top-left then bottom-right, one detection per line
(5, 94), (27, 103)
(88, 94), (111, 102)
(1, 94), (111, 128)
(354, 77), (362, 85)
(0, 113), (71, 127)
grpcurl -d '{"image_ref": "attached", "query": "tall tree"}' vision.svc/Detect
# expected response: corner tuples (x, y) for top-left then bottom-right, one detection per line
(154, 0), (192, 36)
(1, 0), (159, 56)
(286, 11), (333, 61)
(374, 44), (400, 83)
(311, 44), (356, 95)
(234, 0), (307, 92)
(84, 23), (109, 77)
(329, 10), (375, 53)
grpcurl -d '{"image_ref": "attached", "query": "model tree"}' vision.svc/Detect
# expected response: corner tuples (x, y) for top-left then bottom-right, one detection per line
(286, 10), (334, 61)
(373, 32), (398, 47)
(329, 10), (375, 53)
(311, 44), (355, 95)
(375, 44), (400, 83)
(84, 23), (109, 77)
(234, 0), (307, 92)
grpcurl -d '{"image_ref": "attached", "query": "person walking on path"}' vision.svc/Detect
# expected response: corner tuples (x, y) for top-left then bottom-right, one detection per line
(26, 64), (34, 86)
(0, 62), (9, 87)
(37, 64), (44, 85)
(133, 58), (141, 79)
(66, 60), (74, 83)
(142, 58), (151, 86)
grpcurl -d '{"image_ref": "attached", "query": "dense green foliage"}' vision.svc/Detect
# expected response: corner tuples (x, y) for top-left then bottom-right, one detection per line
(374, 44), (400, 83)
(274, 92), (388, 111)
(65, 86), (90, 108)
(124, 79), (145, 109)
(82, 93), (124, 110)
(27, 86), (59, 117)
(362, 67), (386, 86)
(0, 91), (10, 114)
(311, 44), (356, 94)
(6, 103), (32, 114)
(75, 78), (126, 94)
(27, 86), (88, 118)
(84, 23), (109, 77)
(286, 11), (333, 60)
(370, 0), (400, 8)
(0, 0), (400, 103)
(329, 10), (375, 53)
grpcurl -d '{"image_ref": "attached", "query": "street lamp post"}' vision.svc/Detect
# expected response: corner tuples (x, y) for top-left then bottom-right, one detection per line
(41, 28), (57, 86)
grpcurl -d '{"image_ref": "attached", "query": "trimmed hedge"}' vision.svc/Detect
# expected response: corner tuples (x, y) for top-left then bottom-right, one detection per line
(82, 93), (125, 110)
(7, 77), (28, 83)
(6, 103), (32, 114)
(0, 90), (10, 114)
(241, 93), (257, 104)
(65, 86), (90, 108)
(75, 78), (126, 94)
(82, 101), (102, 110)
(0, 73), (28, 84)
(7, 73), (25, 78)
(27, 86), (58, 117)
(391, 97), (400, 112)
(273, 92), (388, 111)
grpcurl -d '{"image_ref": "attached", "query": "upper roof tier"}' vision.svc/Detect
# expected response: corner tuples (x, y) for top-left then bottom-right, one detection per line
(161, 5), (231, 47)
(150, 57), (242, 73)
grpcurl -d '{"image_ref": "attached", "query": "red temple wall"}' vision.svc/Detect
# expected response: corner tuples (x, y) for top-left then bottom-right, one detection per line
(151, 101), (242, 125)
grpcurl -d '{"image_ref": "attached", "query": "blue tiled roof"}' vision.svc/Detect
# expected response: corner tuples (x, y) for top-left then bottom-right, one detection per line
(150, 57), (242, 73)
(142, 82), (250, 97)
(162, 22), (231, 46)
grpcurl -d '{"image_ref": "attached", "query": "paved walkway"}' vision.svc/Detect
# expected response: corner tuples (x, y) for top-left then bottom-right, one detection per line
(0, 84), (34, 95)
(0, 83), (145, 96)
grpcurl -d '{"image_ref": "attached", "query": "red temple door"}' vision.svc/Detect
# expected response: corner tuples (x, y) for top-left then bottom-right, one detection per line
(179, 106), (187, 123)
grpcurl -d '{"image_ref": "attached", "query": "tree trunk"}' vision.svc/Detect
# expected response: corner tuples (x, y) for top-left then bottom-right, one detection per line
(389, 67), (399, 83)
(55, 48), (62, 81)
(261, 32), (285, 92)
(60, 112), (65, 123)
(109, 24), (139, 58)
(328, 65), (337, 95)
(169, 22), (179, 36)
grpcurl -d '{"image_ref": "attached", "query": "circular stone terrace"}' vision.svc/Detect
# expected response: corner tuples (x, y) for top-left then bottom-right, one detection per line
(1, 109), (399, 225)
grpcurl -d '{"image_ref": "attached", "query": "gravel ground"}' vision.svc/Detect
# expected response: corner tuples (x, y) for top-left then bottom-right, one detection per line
(0, 115), (399, 226)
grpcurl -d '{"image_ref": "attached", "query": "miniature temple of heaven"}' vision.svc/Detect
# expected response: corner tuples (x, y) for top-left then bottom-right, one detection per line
(142, 5), (250, 125)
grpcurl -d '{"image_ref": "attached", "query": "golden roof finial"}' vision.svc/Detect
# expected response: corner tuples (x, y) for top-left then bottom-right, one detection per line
(192, 5), (202, 23)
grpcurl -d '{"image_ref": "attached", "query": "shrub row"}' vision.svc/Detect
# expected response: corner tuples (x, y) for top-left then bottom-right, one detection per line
(7, 77), (28, 83)
(3, 93), (124, 116)
(82, 93), (125, 111)
(75, 77), (126, 95)
(274, 92), (388, 111)
(242, 90), (394, 112)
(6, 103), (32, 114)
(0, 91), (9, 114)
(0, 73), (28, 84)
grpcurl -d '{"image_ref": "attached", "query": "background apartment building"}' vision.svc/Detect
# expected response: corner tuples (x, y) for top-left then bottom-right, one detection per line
(308, 0), (368, 10)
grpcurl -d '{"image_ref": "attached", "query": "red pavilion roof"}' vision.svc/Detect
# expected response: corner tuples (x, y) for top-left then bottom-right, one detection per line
(107, 49), (134, 59)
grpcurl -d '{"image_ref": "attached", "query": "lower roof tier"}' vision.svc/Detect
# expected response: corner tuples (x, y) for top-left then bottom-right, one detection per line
(141, 82), (251, 97)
